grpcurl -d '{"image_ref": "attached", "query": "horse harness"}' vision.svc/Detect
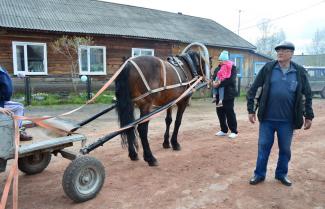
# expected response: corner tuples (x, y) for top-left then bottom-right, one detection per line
(129, 55), (200, 102)
(167, 54), (199, 78)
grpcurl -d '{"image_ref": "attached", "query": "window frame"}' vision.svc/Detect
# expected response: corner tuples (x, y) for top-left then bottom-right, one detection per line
(305, 67), (325, 81)
(131, 48), (154, 57)
(254, 62), (266, 76)
(229, 54), (244, 77)
(78, 45), (107, 75)
(12, 41), (48, 75)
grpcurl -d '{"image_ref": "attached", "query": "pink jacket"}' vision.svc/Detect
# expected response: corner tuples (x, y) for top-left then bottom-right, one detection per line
(217, 60), (233, 81)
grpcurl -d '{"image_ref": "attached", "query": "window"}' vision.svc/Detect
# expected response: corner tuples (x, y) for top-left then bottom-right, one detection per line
(305, 67), (325, 80)
(229, 54), (244, 77)
(254, 62), (266, 76)
(307, 69), (315, 77)
(79, 46), (106, 75)
(131, 48), (154, 57)
(12, 42), (47, 75)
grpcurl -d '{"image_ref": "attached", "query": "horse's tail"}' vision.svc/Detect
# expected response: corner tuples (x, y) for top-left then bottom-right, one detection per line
(115, 62), (136, 147)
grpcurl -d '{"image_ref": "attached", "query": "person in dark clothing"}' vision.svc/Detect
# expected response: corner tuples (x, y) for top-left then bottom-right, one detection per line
(0, 66), (33, 141)
(212, 51), (238, 139)
(211, 50), (233, 107)
(247, 41), (314, 186)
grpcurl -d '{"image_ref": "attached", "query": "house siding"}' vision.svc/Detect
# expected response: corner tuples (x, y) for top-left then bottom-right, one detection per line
(0, 30), (174, 77)
(0, 29), (271, 94)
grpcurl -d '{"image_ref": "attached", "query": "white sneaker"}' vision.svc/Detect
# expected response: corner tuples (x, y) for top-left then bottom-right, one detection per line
(228, 133), (238, 139)
(215, 131), (227, 136)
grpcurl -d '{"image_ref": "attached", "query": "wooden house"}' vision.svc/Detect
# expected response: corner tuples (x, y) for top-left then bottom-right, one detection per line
(0, 0), (272, 92)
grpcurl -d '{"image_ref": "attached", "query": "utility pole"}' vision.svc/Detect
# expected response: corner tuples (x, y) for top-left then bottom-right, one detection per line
(237, 9), (241, 35)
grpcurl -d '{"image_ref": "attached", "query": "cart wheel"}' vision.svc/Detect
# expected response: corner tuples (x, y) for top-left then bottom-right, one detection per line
(18, 152), (52, 175)
(62, 156), (105, 203)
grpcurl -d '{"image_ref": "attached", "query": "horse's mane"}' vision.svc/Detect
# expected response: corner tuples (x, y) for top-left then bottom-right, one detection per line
(187, 50), (202, 76)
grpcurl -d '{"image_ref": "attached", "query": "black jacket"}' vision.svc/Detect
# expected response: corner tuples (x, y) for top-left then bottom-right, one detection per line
(247, 60), (314, 129)
(212, 65), (237, 100)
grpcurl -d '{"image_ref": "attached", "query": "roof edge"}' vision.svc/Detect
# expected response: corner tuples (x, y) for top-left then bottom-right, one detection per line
(1, 27), (256, 50)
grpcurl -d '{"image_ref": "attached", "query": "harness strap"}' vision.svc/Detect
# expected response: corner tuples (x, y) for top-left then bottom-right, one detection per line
(133, 78), (197, 102)
(129, 58), (198, 102)
(178, 62), (189, 81)
(167, 56), (192, 82)
(129, 60), (151, 91)
(159, 59), (167, 87)
(167, 62), (183, 84)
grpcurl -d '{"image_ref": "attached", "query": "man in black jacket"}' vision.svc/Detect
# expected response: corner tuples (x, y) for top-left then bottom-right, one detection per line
(212, 51), (238, 139)
(247, 41), (314, 186)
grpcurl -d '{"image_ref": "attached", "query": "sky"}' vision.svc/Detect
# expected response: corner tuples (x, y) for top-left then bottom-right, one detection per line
(102, 0), (325, 55)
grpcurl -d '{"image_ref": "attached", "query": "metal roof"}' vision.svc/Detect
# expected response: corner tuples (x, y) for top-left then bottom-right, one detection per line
(252, 51), (273, 60)
(292, 54), (325, 67)
(0, 0), (256, 50)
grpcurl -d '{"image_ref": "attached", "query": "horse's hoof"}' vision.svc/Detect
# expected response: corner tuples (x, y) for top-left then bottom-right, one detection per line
(163, 143), (170, 149)
(172, 144), (181, 151)
(148, 160), (159, 166)
(129, 154), (139, 161)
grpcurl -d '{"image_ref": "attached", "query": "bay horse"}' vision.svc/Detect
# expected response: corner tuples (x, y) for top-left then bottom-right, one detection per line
(115, 44), (210, 166)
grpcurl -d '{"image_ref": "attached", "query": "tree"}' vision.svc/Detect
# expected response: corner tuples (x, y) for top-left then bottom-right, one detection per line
(51, 36), (94, 91)
(255, 19), (286, 58)
(307, 28), (325, 55)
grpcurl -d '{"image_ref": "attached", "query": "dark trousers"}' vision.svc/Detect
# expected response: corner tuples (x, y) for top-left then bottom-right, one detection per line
(216, 98), (238, 134)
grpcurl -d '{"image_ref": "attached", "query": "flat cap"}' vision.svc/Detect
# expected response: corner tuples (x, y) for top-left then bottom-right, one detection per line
(275, 41), (295, 51)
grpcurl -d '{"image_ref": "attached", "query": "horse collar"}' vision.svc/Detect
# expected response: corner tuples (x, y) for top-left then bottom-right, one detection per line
(179, 54), (199, 78)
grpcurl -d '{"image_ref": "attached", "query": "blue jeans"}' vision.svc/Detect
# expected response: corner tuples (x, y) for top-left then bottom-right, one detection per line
(4, 101), (24, 128)
(254, 120), (294, 178)
(212, 87), (224, 100)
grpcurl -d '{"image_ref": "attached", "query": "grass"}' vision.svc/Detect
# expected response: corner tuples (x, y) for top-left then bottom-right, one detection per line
(12, 91), (115, 106)
(13, 89), (248, 106)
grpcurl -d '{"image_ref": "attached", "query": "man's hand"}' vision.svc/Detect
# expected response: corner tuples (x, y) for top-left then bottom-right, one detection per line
(304, 119), (312, 130)
(249, 113), (256, 124)
(0, 107), (13, 116)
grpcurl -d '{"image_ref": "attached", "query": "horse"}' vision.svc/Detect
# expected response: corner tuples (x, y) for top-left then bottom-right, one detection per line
(115, 44), (210, 166)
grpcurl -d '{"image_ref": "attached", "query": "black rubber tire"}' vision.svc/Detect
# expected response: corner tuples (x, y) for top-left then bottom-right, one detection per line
(62, 156), (105, 203)
(18, 152), (52, 175)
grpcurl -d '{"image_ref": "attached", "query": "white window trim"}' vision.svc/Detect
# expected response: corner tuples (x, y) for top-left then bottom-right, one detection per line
(131, 48), (154, 57)
(79, 45), (106, 75)
(254, 62), (266, 75)
(12, 41), (48, 75)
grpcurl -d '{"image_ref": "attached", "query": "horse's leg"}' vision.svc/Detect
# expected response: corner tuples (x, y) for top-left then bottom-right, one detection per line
(170, 98), (189, 151)
(163, 108), (172, 149)
(137, 108), (158, 166)
(126, 128), (139, 161)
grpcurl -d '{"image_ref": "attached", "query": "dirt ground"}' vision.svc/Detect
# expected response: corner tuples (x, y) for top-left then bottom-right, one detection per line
(1, 98), (325, 209)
